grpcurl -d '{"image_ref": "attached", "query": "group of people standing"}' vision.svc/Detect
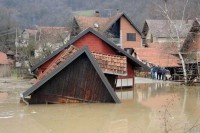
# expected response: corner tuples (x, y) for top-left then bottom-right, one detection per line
(151, 65), (168, 80)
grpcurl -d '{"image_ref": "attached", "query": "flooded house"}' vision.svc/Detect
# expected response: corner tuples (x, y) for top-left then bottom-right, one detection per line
(181, 19), (200, 80)
(133, 20), (195, 79)
(134, 43), (181, 76)
(21, 28), (149, 104)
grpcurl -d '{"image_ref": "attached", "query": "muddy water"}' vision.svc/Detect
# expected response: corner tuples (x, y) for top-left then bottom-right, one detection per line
(0, 82), (200, 133)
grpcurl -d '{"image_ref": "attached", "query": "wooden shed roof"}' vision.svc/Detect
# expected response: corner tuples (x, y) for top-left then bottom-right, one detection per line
(22, 46), (120, 103)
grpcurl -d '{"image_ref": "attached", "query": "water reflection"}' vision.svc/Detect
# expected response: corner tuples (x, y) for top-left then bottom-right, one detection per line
(0, 83), (200, 133)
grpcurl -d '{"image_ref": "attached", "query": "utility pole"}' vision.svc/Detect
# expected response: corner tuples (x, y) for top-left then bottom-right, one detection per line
(15, 28), (18, 58)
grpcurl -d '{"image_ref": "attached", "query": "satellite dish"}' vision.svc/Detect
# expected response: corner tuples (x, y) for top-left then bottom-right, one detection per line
(94, 23), (99, 28)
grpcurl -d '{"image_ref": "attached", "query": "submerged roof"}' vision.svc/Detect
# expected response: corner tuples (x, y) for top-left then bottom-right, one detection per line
(74, 12), (141, 35)
(22, 47), (120, 103)
(92, 52), (127, 75)
(31, 28), (150, 72)
(144, 20), (193, 38)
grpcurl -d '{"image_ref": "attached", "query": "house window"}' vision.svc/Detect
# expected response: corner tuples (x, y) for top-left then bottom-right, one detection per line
(127, 33), (136, 41)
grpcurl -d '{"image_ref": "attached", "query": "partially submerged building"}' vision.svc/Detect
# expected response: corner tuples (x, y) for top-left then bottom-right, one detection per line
(21, 28), (149, 104)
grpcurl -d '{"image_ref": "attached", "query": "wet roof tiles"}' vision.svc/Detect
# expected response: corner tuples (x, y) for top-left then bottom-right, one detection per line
(36, 45), (127, 83)
(135, 47), (181, 67)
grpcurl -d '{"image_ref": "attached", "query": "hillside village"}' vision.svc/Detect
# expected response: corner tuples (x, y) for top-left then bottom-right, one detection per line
(1, 10), (200, 83)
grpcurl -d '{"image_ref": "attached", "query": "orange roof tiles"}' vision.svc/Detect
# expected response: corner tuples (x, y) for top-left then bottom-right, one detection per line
(0, 51), (8, 65)
(92, 52), (127, 75)
(36, 45), (127, 83)
(148, 42), (181, 55)
(135, 47), (180, 67)
(36, 45), (78, 81)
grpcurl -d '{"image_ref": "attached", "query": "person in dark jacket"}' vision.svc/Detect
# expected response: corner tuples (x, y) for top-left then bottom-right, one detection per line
(157, 66), (162, 80)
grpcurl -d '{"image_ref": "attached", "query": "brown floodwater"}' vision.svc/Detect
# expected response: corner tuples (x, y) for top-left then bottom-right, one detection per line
(0, 81), (200, 133)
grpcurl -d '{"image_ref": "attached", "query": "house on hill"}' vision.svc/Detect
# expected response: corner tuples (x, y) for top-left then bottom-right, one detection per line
(21, 26), (71, 58)
(142, 20), (193, 44)
(22, 28), (150, 104)
(71, 10), (143, 51)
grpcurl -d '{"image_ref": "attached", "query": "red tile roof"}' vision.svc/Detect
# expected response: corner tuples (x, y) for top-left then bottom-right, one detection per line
(92, 52), (127, 75)
(36, 45), (78, 81)
(0, 51), (8, 65)
(36, 45), (127, 83)
(135, 46), (180, 67)
(148, 42), (181, 55)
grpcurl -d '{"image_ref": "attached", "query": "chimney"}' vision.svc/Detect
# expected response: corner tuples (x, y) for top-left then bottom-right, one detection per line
(116, 9), (120, 15)
(95, 11), (100, 17)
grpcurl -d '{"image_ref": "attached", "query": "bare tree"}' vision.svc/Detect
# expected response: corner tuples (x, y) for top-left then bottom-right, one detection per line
(153, 0), (197, 84)
(0, 7), (17, 52)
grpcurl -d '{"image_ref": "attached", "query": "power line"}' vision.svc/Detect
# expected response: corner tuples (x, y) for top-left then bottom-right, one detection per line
(0, 31), (16, 37)
(0, 29), (15, 34)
